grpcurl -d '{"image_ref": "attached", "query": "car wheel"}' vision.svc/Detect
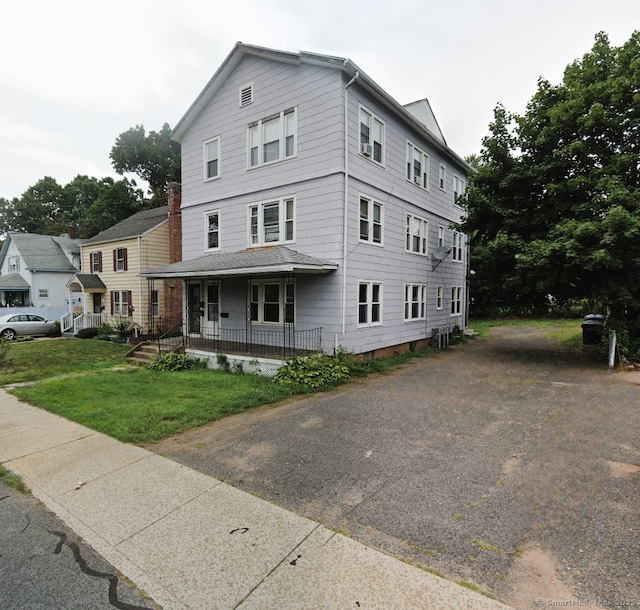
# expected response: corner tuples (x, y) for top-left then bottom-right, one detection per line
(1, 329), (16, 340)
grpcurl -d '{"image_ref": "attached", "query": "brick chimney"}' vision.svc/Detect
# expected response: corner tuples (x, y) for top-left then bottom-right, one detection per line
(165, 182), (183, 324)
(68, 225), (77, 239)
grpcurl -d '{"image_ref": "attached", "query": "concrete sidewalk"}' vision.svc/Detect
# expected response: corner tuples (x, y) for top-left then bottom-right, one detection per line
(0, 389), (513, 610)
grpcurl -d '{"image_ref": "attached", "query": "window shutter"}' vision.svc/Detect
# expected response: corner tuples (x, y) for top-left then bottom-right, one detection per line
(113, 250), (117, 271)
(123, 248), (128, 271)
(127, 291), (133, 316)
(98, 251), (103, 272)
(110, 291), (114, 315)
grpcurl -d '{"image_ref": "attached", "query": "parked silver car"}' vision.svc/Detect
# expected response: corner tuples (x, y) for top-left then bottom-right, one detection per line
(0, 314), (56, 340)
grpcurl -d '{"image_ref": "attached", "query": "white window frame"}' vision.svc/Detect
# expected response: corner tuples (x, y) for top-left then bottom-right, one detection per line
(436, 285), (443, 310)
(38, 289), (49, 299)
(439, 164), (447, 191)
(404, 284), (427, 321)
(115, 248), (126, 272)
(113, 290), (129, 317)
(357, 281), (383, 328)
(359, 105), (385, 165)
(90, 251), (101, 273)
(406, 213), (428, 256)
(205, 210), (220, 251)
(248, 197), (295, 247)
(248, 107), (297, 168)
(8, 256), (19, 272)
(438, 226), (445, 248)
(150, 290), (159, 317)
(453, 174), (465, 205)
(359, 196), (383, 245)
(406, 142), (429, 189)
(451, 286), (462, 316)
(250, 280), (295, 325)
(203, 136), (221, 181)
(452, 231), (464, 262)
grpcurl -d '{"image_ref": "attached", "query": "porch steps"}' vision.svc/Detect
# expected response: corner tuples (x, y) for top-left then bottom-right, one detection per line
(125, 341), (184, 365)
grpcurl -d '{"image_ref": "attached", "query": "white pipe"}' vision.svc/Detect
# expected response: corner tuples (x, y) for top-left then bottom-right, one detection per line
(341, 68), (359, 336)
(609, 329), (617, 369)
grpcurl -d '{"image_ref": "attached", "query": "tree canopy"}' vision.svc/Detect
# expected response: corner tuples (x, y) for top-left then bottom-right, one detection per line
(110, 123), (181, 203)
(461, 31), (640, 348)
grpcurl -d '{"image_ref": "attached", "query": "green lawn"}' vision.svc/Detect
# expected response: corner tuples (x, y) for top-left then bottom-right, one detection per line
(468, 317), (583, 346)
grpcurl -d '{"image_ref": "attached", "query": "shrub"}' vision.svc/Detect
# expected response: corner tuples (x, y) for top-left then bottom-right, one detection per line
(148, 352), (206, 372)
(97, 322), (115, 335)
(76, 327), (99, 339)
(49, 321), (62, 337)
(0, 338), (9, 366)
(273, 353), (350, 388)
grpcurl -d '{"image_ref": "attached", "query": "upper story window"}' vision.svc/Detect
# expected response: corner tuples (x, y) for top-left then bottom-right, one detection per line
(248, 108), (296, 168)
(453, 174), (466, 205)
(439, 164), (447, 190)
(204, 136), (220, 180)
(90, 251), (102, 273)
(249, 197), (295, 247)
(239, 83), (253, 107)
(359, 196), (383, 245)
(359, 106), (384, 164)
(8, 256), (19, 272)
(206, 211), (220, 250)
(438, 226), (445, 248)
(406, 213), (428, 255)
(452, 231), (464, 262)
(406, 142), (429, 189)
(113, 247), (128, 272)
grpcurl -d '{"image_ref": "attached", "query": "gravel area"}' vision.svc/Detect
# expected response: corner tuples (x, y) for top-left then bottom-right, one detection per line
(148, 325), (640, 609)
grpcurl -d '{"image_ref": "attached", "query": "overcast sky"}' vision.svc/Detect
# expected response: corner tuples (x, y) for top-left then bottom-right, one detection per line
(1, 0), (637, 200)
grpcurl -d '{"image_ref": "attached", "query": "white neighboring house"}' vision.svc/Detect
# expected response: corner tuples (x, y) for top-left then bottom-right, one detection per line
(0, 232), (83, 312)
(143, 43), (470, 366)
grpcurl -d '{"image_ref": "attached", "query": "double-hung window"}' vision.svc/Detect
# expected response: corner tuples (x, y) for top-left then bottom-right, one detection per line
(405, 284), (426, 321)
(406, 213), (428, 255)
(436, 286), (443, 310)
(8, 256), (19, 272)
(438, 226), (445, 248)
(204, 136), (220, 180)
(451, 286), (462, 315)
(206, 211), (220, 250)
(112, 290), (130, 317)
(150, 290), (159, 317)
(90, 251), (102, 273)
(452, 232), (464, 262)
(248, 108), (296, 167)
(439, 164), (447, 190)
(406, 142), (429, 189)
(359, 196), (383, 244)
(359, 106), (384, 164)
(453, 175), (465, 205)
(249, 197), (295, 246)
(250, 281), (295, 325)
(358, 281), (382, 327)
(113, 248), (127, 272)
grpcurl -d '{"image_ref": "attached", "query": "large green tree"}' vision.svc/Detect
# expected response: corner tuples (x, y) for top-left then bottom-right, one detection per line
(110, 123), (180, 202)
(461, 31), (640, 341)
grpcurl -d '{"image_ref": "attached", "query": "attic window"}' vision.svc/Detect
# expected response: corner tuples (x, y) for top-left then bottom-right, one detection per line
(239, 84), (253, 107)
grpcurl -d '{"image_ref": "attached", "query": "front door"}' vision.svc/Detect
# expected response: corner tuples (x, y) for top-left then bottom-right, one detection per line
(205, 282), (221, 337)
(188, 284), (202, 334)
(92, 293), (102, 314)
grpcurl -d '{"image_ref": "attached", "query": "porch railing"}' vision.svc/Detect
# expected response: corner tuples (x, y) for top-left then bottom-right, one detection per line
(155, 320), (185, 356)
(187, 327), (322, 358)
(60, 312), (106, 334)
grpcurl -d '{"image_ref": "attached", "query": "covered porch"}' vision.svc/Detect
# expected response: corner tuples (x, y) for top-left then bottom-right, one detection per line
(142, 247), (338, 361)
(64, 273), (107, 333)
(0, 273), (30, 306)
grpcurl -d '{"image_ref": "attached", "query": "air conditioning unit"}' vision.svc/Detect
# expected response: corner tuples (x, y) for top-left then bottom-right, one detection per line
(360, 143), (373, 157)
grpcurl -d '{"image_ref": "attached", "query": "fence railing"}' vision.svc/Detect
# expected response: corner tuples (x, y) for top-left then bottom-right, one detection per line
(72, 313), (106, 335)
(156, 320), (185, 356)
(187, 327), (322, 358)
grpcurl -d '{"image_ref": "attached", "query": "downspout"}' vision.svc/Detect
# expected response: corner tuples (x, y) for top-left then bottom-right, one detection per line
(342, 66), (359, 337)
(138, 236), (144, 330)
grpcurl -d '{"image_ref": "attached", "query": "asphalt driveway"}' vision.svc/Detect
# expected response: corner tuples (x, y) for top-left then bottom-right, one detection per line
(148, 325), (640, 609)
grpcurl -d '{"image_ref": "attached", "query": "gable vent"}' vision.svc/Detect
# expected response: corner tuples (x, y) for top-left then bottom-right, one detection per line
(239, 84), (253, 107)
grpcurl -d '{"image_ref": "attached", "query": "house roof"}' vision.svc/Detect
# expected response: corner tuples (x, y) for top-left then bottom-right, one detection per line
(3, 232), (82, 272)
(142, 246), (338, 279)
(67, 273), (106, 290)
(0, 273), (30, 290)
(82, 206), (169, 246)
(172, 42), (468, 169)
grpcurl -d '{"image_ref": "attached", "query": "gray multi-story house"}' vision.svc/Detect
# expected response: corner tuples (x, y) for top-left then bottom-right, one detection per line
(144, 43), (469, 366)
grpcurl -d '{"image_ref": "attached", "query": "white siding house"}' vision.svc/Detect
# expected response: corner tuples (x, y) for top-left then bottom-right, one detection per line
(144, 43), (469, 361)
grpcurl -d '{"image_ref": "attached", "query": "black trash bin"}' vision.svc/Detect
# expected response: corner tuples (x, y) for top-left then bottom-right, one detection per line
(581, 314), (605, 345)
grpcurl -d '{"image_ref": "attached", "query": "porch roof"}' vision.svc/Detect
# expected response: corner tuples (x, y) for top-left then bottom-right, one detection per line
(141, 246), (338, 279)
(0, 273), (30, 290)
(67, 273), (107, 291)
